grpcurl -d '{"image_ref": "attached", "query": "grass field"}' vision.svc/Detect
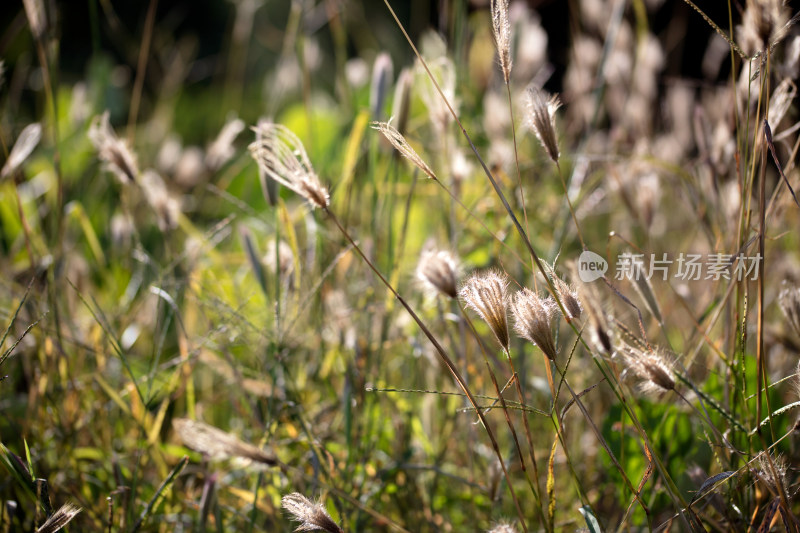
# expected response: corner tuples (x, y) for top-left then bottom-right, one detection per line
(2, 0), (800, 531)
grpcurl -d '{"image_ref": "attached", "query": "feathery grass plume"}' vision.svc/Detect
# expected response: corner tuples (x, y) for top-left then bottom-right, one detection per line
(793, 362), (800, 405)
(526, 86), (561, 164)
(88, 111), (139, 183)
(785, 35), (800, 77)
(738, 0), (791, 56)
(460, 270), (511, 352)
(417, 249), (459, 299)
(281, 492), (343, 533)
(490, 0), (513, 84)
(263, 239), (295, 278)
(172, 418), (277, 466)
(35, 502), (81, 533)
(767, 78), (796, 128)
(344, 57), (369, 88)
(779, 280), (800, 338)
(1, 123), (42, 180)
(205, 117), (244, 171)
(370, 52), (393, 119)
(253, 118), (277, 206)
(371, 121), (437, 180)
(140, 170), (181, 232)
(248, 122), (329, 209)
(754, 453), (788, 494)
(488, 522), (518, 533)
(510, 288), (558, 360)
(22, 0), (46, 40)
(620, 345), (675, 395)
(542, 262), (581, 322)
(175, 146), (206, 188)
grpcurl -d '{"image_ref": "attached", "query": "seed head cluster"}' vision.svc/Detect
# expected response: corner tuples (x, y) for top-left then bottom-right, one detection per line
(372, 120), (438, 180)
(1, 122), (41, 180)
(490, 0), (512, 84)
(35, 502), (81, 533)
(249, 122), (330, 209)
(88, 111), (140, 184)
(621, 345), (676, 395)
(779, 280), (800, 338)
(417, 249), (459, 299)
(281, 492), (343, 533)
(460, 270), (511, 352)
(488, 522), (518, 533)
(173, 418), (277, 466)
(510, 288), (558, 360)
(526, 87), (562, 164)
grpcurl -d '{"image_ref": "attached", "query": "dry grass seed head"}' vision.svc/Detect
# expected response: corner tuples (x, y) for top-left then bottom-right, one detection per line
(460, 270), (511, 352)
(263, 239), (295, 278)
(543, 262), (582, 322)
(488, 521), (518, 533)
(248, 122), (330, 209)
(1, 123), (42, 180)
(621, 345), (675, 395)
(173, 418), (277, 466)
(35, 502), (81, 533)
(526, 86), (561, 164)
(738, 0), (792, 56)
(490, 0), (512, 84)
(767, 78), (796, 128)
(88, 111), (139, 184)
(206, 117), (245, 171)
(779, 280), (800, 338)
(754, 453), (789, 495)
(510, 288), (558, 360)
(22, 0), (46, 39)
(281, 492), (343, 533)
(140, 170), (181, 232)
(371, 121), (437, 180)
(417, 249), (459, 299)
(794, 361), (800, 402)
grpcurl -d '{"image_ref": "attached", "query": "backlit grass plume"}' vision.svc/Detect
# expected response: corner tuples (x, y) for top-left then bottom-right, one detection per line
(35, 502), (81, 533)
(371, 120), (437, 180)
(417, 249), (459, 299)
(620, 345), (676, 395)
(88, 111), (139, 183)
(510, 288), (558, 360)
(1, 123), (41, 180)
(460, 270), (511, 352)
(281, 492), (343, 533)
(526, 87), (561, 164)
(248, 122), (330, 209)
(490, 0), (512, 84)
(173, 418), (277, 466)
(543, 262), (581, 323)
(488, 522), (518, 533)
(779, 280), (800, 338)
